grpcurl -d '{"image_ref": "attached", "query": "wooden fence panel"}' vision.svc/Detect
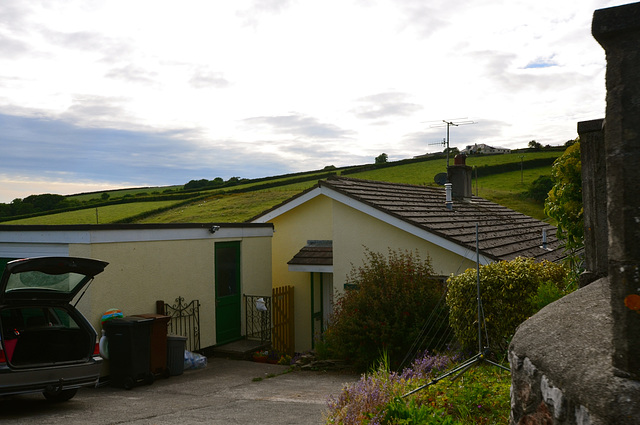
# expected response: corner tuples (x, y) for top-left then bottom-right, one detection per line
(272, 285), (295, 356)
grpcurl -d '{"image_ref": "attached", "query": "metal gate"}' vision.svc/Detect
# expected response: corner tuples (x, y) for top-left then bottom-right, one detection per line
(245, 295), (271, 344)
(157, 297), (201, 352)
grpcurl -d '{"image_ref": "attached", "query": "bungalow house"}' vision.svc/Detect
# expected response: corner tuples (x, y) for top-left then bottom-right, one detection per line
(463, 143), (511, 155)
(0, 222), (274, 353)
(251, 160), (563, 352)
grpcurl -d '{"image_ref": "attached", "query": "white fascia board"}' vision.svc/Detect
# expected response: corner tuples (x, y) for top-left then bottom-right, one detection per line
(288, 265), (333, 273)
(251, 188), (322, 223)
(0, 229), (91, 244)
(0, 227), (273, 246)
(0, 243), (69, 258)
(88, 227), (272, 243)
(320, 186), (493, 265)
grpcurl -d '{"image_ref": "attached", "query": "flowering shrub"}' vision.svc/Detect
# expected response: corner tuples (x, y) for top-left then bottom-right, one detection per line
(326, 350), (509, 424)
(322, 248), (451, 372)
(446, 257), (569, 353)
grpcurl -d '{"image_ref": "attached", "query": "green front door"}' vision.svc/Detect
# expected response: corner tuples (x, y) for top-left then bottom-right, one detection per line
(215, 242), (242, 344)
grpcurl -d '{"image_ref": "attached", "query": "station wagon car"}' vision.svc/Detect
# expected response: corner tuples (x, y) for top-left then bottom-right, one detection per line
(0, 257), (107, 401)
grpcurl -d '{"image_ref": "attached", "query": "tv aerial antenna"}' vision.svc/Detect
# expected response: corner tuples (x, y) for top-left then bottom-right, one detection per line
(425, 118), (476, 168)
(402, 223), (509, 399)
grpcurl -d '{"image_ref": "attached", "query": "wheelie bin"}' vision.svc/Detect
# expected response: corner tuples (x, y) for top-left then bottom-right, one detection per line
(103, 316), (154, 389)
(133, 313), (171, 378)
(166, 335), (187, 376)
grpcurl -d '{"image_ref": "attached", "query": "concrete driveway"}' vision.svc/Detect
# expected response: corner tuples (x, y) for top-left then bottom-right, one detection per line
(0, 358), (359, 424)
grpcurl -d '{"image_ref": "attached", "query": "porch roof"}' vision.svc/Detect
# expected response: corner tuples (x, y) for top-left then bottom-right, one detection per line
(287, 240), (333, 273)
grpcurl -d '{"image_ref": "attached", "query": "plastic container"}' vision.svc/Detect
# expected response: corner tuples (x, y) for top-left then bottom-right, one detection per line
(133, 313), (170, 377)
(103, 316), (154, 389)
(166, 335), (187, 376)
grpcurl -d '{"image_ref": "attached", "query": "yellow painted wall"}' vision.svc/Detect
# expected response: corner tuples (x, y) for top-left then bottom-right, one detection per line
(269, 195), (333, 352)
(332, 202), (477, 296)
(70, 235), (272, 350)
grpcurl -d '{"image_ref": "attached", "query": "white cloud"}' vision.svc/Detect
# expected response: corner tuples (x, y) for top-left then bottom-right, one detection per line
(0, 0), (621, 203)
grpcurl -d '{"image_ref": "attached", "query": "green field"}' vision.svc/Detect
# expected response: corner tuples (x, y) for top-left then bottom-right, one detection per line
(138, 188), (306, 224)
(2, 150), (562, 225)
(4, 201), (183, 225)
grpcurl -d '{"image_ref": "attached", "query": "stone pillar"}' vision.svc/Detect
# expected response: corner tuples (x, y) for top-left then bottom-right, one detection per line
(592, 2), (640, 380)
(577, 119), (607, 287)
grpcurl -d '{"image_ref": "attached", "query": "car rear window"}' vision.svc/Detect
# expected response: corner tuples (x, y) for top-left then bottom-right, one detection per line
(5, 270), (89, 295)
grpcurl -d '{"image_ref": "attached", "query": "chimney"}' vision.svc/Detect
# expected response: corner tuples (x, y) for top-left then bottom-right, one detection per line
(447, 154), (473, 201)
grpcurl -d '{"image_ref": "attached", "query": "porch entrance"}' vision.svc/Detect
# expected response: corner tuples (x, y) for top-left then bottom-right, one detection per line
(311, 272), (333, 348)
(215, 241), (242, 344)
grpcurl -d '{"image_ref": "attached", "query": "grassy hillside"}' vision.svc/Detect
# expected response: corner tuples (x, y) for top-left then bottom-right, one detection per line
(2, 150), (562, 225)
(5, 200), (182, 225)
(138, 188), (305, 224)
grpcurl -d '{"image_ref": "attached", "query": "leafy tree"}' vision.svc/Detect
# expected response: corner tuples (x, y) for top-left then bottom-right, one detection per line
(544, 142), (583, 253)
(528, 140), (542, 150)
(22, 193), (67, 212)
(322, 248), (450, 372)
(184, 178), (210, 190)
(375, 153), (388, 164)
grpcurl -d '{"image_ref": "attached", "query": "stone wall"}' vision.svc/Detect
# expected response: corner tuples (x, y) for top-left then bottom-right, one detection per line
(509, 3), (640, 424)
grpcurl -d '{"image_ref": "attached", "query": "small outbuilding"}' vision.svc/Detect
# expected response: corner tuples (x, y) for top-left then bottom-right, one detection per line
(0, 223), (274, 352)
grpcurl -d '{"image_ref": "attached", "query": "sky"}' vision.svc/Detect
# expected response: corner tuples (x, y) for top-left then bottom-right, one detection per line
(0, 0), (624, 203)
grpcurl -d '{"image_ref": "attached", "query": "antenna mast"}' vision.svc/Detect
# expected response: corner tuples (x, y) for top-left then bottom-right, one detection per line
(428, 118), (476, 168)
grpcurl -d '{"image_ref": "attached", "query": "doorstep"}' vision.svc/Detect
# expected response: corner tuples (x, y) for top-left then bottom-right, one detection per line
(212, 339), (269, 360)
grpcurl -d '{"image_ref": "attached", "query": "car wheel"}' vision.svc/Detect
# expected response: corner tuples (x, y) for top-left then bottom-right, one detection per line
(43, 388), (78, 402)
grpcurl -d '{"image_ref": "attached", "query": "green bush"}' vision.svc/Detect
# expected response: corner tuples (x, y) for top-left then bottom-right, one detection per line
(322, 248), (451, 372)
(525, 175), (554, 203)
(446, 258), (568, 353)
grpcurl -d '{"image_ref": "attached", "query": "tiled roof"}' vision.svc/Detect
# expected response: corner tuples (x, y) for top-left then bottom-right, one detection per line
(319, 177), (564, 263)
(287, 241), (333, 266)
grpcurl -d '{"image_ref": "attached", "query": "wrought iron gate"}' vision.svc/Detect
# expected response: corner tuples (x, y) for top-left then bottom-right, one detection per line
(158, 297), (201, 352)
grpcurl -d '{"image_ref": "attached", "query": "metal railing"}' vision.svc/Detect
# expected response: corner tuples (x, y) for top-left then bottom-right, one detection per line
(244, 295), (271, 345)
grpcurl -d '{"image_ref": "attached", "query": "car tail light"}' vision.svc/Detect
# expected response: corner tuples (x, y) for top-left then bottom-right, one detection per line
(0, 349), (6, 364)
(93, 342), (101, 356)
